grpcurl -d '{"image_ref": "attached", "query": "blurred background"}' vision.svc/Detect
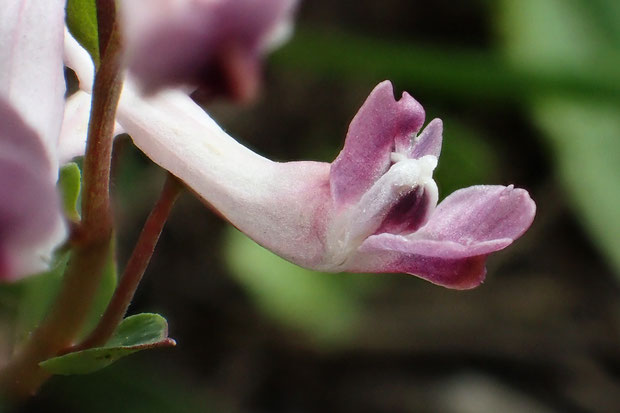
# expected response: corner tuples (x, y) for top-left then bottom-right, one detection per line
(9, 0), (620, 411)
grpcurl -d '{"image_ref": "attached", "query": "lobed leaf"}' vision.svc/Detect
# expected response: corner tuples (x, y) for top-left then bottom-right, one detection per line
(40, 313), (175, 375)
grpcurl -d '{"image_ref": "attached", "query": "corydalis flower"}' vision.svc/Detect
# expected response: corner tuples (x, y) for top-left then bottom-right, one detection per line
(121, 0), (298, 100)
(0, 0), (66, 280)
(116, 81), (535, 289)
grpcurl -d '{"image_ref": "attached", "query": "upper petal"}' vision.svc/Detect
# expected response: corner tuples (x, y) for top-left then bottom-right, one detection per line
(330, 81), (425, 207)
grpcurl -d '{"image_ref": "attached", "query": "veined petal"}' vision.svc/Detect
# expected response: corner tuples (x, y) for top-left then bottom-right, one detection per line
(0, 0), (66, 176)
(330, 81), (425, 207)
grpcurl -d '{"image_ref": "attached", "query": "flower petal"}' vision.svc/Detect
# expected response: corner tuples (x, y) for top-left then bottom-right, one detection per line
(351, 185), (535, 288)
(116, 85), (333, 268)
(64, 27), (94, 93)
(418, 185), (536, 245)
(58, 90), (125, 164)
(58, 91), (92, 164)
(349, 247), (488, 289)
(122, 0), (298, 94)
(330, 81), (425, 207)
(0, 0), (66, 176)
(0, 99), (65, 281)
(410, 118), (443, 159)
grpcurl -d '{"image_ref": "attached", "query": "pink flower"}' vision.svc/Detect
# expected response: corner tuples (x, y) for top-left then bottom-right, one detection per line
(121, 0), (298, 100)
(0, 0), (67, 280)
(115, 81), (536, 289)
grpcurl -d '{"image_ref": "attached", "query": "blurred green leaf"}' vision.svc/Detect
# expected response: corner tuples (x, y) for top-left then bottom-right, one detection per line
(500, 0), (620, 275)
(41, 361), (216, 413)
(533, 97), (620, 274)
(435, 119), (499, 198)
(58, 163), (81, 221)
(40, 313), (175, 375)
(79, 239), (118, 339)
(14, 252), (70, 345)
(66, 0), (99, 66)
(224, 228), (378, 346)
(272, 28), (620, 102)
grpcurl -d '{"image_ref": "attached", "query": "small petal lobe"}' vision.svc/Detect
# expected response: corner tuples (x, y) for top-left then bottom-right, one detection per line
(330, 81), (425, 206)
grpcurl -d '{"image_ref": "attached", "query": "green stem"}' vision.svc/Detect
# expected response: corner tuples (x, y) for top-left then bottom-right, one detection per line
(0, 1), (122, 399)
(72, 175), (182, 351)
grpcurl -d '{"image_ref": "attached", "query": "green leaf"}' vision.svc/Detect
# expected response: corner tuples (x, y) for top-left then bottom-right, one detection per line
(40, 313), (175, 375)
(14, 252), (71, 345)
(224, 228), (378, 346)
(66, 0), (99, 66)
(58, 163), (81, 221)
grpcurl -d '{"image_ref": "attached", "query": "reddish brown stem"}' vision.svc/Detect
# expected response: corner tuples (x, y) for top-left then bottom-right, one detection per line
(0, 1), (122, 399)
(74, 175), (183, 351)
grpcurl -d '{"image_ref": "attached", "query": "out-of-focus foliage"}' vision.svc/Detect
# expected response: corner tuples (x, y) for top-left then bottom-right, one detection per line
(272, 28), (620, 103)
(224, 228), (379, 346)
(39, 362), (212, 413)
(499, 0), (620, 277)
(434, 118), (499, 198)
(14, 252), (69, 346)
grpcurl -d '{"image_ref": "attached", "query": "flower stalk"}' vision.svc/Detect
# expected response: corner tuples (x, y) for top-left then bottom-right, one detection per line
(73, 174), (183, 351)
(0, 0), (123, 398)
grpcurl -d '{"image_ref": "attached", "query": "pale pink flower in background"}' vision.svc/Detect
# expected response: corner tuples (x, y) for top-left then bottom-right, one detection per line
(0, 0), (67, 280)
(121, 0), (298, 100)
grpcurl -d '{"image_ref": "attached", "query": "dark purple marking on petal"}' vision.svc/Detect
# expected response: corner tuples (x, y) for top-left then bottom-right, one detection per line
(373, 186), (433, 235)
(350, 244), (487, 289)
(330, 81), (425, 207)
(392, 253), (487, 290)
(410, 118), (443, 159)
